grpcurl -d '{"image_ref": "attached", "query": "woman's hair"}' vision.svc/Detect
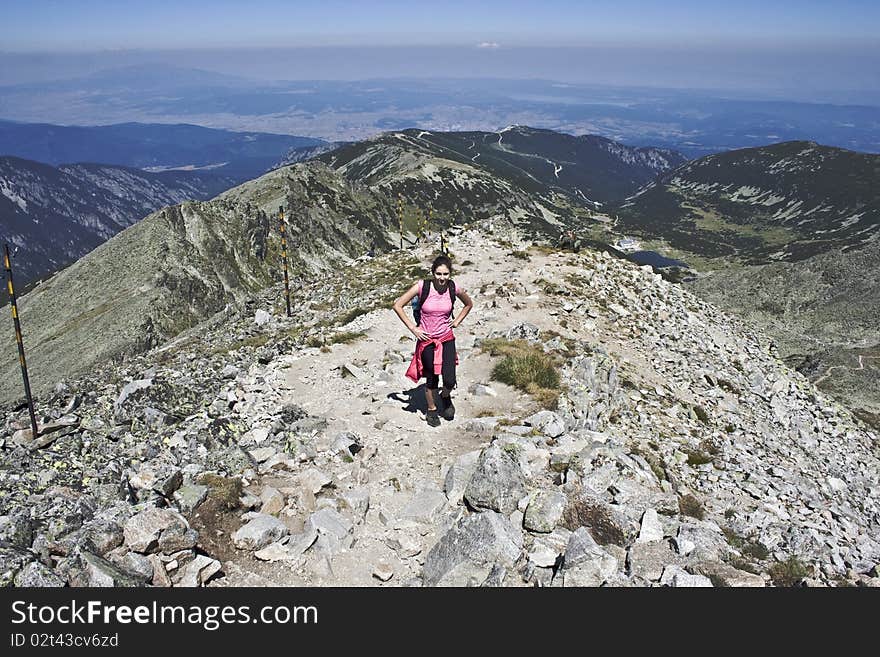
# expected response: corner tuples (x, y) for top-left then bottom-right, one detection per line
(431, 255), (452, 274)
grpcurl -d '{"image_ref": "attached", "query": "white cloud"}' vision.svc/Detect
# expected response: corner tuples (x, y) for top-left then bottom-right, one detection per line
(476, 42), (500, 49)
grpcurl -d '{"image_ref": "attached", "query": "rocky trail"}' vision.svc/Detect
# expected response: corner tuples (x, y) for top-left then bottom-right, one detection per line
(2, 228), (879, 587)
(213, 238), (544, 585)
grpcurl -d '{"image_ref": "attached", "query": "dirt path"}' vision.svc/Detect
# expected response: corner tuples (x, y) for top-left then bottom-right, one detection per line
(213, 235), (574, 586)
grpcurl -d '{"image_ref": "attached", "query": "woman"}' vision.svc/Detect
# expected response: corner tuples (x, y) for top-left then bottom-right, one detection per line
(392, 255), (474, 426)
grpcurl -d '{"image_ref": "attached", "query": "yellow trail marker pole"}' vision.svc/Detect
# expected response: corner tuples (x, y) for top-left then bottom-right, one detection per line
(4, 244), (38, 439)
(278, 207), (292, 317)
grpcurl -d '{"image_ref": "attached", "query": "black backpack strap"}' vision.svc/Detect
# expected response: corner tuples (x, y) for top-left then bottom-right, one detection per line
(448, 280), (456, 312)
(420, 279), (432, 305)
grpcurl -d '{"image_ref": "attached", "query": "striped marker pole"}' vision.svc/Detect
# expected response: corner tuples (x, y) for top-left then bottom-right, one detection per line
(4, 244), (38, 439)
(397, 195), (403, 250)
(278, 207), (292, 317)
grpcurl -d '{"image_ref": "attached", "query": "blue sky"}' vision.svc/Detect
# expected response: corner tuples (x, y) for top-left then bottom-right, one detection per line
(2, 0), (879, 50)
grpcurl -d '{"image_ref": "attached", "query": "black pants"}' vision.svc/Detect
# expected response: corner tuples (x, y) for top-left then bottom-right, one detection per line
(422, 339), (456, 391)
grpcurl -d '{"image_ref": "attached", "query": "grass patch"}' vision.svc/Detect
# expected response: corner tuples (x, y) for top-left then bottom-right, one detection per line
(215, 333), (270, 355)
(511, 250), (530, 260)
(722, 526), (770, 562)
(336, 306), (371, 325)
(679, 494), (705, 520)
(692, 404), (711, 425)
(326, 331), (366, 346)
(685, 447), (713, 466)
(197, 473), (243, 510)
(769, 556), (811, 587)
(485, 339), (561, 409)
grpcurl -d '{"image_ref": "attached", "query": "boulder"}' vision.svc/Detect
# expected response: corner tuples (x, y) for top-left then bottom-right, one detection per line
(423, 511), (523, 586)
(463, 445), (528, 514)
(233, 514), (289, 551)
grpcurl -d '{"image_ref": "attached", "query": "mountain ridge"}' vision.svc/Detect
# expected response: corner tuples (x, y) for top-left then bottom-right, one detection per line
(1, 232), (878, 588)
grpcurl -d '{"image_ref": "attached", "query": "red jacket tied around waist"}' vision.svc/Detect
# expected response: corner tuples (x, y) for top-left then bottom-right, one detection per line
(405, 328), (457, 382)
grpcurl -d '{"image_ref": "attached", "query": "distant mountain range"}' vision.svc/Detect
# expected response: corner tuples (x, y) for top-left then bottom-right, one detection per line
(0, 120), (325, 183)
(611, 141), (880, 424)
(616, 141), (880, 263)
(0, 156), (237, 289)
(2, 67), (877, 153)
(2, 127), (877, 426)
(317, 126), (685, 212)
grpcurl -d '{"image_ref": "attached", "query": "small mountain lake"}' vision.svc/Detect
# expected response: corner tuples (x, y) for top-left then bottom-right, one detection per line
(628, 250), (689, 269)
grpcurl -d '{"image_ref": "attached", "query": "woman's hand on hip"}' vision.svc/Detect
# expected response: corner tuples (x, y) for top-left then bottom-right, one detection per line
(412, 327), (429, 341)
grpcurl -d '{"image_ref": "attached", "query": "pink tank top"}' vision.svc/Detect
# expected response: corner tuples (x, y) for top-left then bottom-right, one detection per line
(419, 283), (462, 338)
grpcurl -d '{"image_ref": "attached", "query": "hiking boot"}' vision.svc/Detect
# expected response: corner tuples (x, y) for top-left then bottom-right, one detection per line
(439, 397), (455, 421)
(426, 410), (441, 427)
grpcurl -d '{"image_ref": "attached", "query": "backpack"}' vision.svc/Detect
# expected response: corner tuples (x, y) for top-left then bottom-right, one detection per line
(411, 279), (456, 326)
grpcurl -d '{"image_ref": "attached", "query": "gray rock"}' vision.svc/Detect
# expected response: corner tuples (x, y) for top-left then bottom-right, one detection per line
(300, 468), (333, 495)
(523, 410), (566, 438)
(0, 513), (34, 550)
(481, 564), (508, 586)
(123, 507), (189, 554)
(628, 541), (677, 581)
(340, 487), (371, 520)
(173, 554), (222, 587)
(674, 522), (729, 560)
(342, 363), (367, 380)
(434, 561), (496, 587)
(529, 542), (561, 568)
(248, 447), (277, 463)
(80, 551), (145, 587)
(468, 383), (498, 397)
(84, 520), (124, 556)
(173, 484), (209, 514)
(463, 418), (498, 434)
(114, 378), (153, 420)
(444, 450), (482, 506)
(659, 565), (713, 587)
(401, 489), (448, 524)
(332, 432), (363, 457)
(220, 364), (239, 379)
(0, 546), (31, 587)
(254, 309), (272, 326)
(305, 508), (353, 542)
(287, 526), (320, 556)
(110, 551), (153, 582)
(523, 490), (567, 533)
(14, 561), (66, 587)
(373, 561), (394, 582)
(232, 514), (289, 550)
(255, 542), (300, 562)
(158, 524), (199, 554)
(636, 509), (665, 543)
(259, 486), (286, 516)
(507, 323), (540, 341)
(691, 560), (765, 587)
(561, 528), (618, 586)
(464, 444), (528, 514)
(423, 511), (523, 586)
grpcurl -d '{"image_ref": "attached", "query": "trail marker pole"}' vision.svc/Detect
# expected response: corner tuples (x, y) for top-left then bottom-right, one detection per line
(3, 244), (38, 439)
(397, 195), (403, 250)
(278, 207), (292, 317)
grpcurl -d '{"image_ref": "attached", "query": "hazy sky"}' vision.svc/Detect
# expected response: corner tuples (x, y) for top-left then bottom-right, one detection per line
(3, 0), (878, 50)
(1, 1), (878, 101)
